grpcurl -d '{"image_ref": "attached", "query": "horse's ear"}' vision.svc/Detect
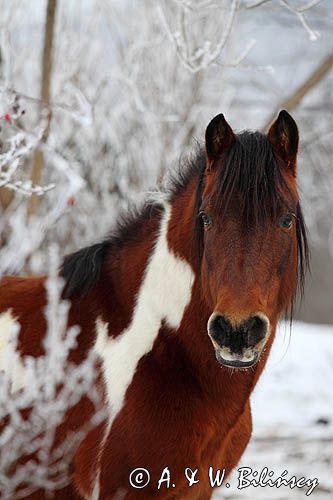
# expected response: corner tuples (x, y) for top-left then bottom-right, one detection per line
(268, 110), (299, 172)
(205, 114), (235, 167)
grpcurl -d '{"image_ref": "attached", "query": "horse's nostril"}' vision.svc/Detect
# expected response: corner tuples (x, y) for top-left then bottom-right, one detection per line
(208, 314), (232, 345)
(245, 315), (267, 345)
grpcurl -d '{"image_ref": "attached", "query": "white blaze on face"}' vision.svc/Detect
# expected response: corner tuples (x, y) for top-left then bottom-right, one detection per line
(0, 309), (27, 392)
(94, 203), (194, 415)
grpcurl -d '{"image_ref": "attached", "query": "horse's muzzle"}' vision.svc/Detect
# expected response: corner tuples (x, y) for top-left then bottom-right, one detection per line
(207, 312), (269, 368)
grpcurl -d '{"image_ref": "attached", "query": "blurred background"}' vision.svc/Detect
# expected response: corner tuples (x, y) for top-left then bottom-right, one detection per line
(0, 0), (332, 498)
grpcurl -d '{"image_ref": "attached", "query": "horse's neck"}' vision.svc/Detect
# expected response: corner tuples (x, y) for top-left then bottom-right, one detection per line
(91, 200), (196, 417)
(100, 201), (195, 333)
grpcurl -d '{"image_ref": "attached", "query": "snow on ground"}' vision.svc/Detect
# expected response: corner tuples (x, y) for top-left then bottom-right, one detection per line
(213, 321), (333, 500)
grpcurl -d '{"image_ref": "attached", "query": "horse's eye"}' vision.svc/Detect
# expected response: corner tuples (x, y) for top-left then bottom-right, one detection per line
(279, 213), (294, 230)
(199, 211), (212, 229)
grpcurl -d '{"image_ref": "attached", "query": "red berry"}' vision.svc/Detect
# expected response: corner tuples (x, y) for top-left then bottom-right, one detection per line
(67, 196), (76, 207)
(3, 113), (11, 122)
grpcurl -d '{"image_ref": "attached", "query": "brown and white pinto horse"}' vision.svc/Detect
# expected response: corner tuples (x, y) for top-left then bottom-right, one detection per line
(0, 111), (308, 499)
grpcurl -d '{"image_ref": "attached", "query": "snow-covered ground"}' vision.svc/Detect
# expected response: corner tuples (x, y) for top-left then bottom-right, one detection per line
(214, 321), (333, 500)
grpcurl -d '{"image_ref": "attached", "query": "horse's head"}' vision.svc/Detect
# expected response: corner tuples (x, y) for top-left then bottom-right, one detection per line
(197, 111), (308, 368)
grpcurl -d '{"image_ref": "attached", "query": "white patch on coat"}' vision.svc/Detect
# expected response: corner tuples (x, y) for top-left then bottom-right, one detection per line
(90, 477), (100, 500)
(0, 310), (27, 392)
(91, 203), (194, 498)
(95, 203), (194, 415)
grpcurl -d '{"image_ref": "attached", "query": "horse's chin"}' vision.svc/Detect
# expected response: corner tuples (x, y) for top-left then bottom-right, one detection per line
(214, 349), (259, 369)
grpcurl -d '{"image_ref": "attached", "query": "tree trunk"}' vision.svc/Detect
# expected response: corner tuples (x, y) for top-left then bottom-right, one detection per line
(28, 0), (58, 216)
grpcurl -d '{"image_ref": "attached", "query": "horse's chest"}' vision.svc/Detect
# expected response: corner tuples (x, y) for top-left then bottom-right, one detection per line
(117, 351), (231, 466)
(93, 355), (250, 499)
(117, 380), (228, 468)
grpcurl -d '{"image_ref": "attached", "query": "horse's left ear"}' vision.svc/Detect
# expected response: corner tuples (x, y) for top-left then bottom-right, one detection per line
(205, 114), (235, 168)
(268, 110), (299, 173)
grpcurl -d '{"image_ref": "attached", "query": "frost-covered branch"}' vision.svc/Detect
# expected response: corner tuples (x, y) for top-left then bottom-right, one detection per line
(0, 117), (55, 196)
(0, 86), (93, 125)
(279, 0), (320, 40)
(0, 247), (105, 499)
(158, 0), (239, 73)
(245, 0), (321, 40)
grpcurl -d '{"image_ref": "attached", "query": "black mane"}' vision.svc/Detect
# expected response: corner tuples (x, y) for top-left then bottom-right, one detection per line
(60, 133), (308, 301)
(61, 241), (111, 299)
(60, 202), (164, 299)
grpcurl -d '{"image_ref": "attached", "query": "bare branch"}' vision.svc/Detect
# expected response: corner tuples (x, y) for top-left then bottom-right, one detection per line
(262, 53), (333, 131)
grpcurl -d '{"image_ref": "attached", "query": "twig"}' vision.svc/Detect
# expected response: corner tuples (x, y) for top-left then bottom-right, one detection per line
(158, 0), (239, 73)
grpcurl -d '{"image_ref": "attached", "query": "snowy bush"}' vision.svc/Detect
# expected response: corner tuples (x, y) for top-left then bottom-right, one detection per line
(0, 247), (105, 499)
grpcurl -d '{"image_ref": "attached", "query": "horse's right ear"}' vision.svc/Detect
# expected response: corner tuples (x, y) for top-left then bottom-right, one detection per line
(205, 114), (235, 168)
(267, 110), (299, 172)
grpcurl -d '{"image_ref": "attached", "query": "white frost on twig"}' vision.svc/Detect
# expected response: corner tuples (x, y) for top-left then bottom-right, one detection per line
(158, 0), (239, 73)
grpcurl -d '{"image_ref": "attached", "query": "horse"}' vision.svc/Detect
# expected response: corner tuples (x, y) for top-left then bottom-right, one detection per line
(0, 110), (308, 499)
